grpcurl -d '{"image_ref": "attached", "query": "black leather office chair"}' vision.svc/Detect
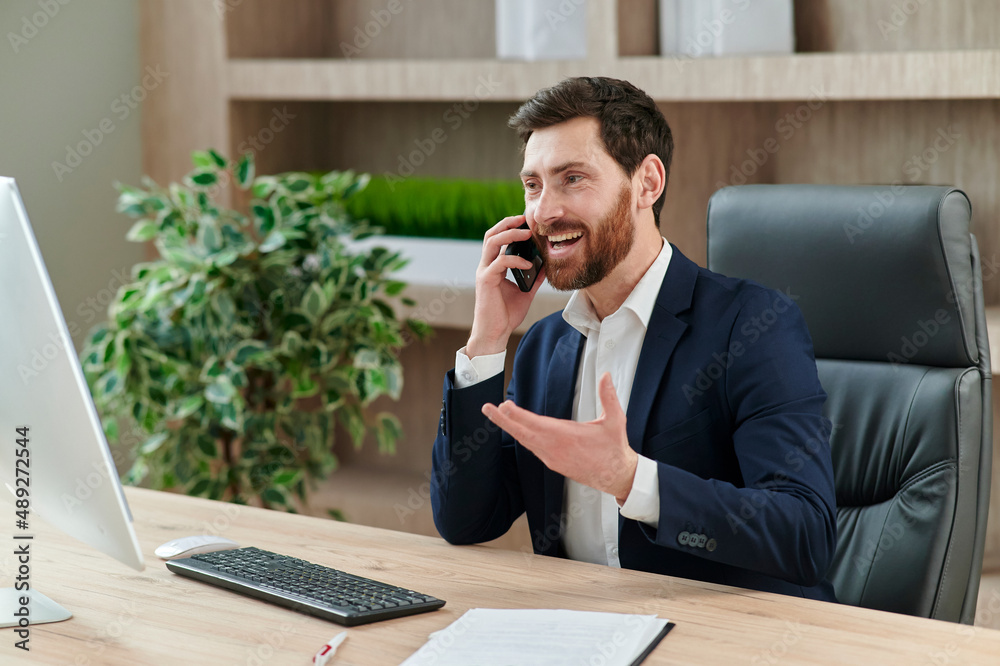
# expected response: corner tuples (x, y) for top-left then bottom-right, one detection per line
(706, 184), (992, 623)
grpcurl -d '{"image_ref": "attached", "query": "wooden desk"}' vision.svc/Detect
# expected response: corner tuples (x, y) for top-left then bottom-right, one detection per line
(2, 487), (1000, 665)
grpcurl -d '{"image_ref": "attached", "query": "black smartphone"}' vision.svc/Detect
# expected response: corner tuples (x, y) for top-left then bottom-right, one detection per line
(505, 222), (544, 292)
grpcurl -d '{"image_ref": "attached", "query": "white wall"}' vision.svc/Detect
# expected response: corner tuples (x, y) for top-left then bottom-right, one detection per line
(0, 0), (146, 349)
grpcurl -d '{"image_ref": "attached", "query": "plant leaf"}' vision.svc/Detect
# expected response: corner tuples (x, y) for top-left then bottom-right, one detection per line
(204, 378), (235, 404)
(196, 437), (217, 457)
(236, 153), (255, 189)
(259, 230), (286, 253)
(232, 340), (269, 366)
(207, 149), (228, 168)
(140, 432), (169, 454)
(126, 220), (159, 242)
(173, 395), (205, 420)
(300, 282), (328, 320)
(188, 169), (218, 187)
(191, 150), (215, 168)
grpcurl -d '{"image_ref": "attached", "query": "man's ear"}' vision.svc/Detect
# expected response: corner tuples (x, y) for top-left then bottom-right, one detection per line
(634, 154), (666, 211)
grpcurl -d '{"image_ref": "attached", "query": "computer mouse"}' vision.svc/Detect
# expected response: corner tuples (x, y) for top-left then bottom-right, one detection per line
(155, 535), (240, 560)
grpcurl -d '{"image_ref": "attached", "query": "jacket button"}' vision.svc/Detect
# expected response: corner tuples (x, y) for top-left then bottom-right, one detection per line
(695, 534), (707, 548)
(706, 538), (717, 552)
(678, 531), (690, 546)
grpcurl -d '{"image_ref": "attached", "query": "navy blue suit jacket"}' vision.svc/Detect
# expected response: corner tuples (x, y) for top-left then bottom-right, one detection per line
(431, 246), (838, 601)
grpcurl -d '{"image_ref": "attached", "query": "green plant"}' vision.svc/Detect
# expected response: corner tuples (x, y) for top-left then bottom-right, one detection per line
(345, 176), (524, 239)
(82, 150), (429, 511)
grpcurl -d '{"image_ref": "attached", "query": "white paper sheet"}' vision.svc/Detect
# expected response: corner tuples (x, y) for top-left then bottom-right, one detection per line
(400, 608), (670, 666)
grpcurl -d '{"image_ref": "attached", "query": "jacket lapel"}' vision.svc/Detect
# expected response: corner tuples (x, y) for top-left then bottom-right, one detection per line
(624, 246), (698, 452)
(541, 329), (583, 553)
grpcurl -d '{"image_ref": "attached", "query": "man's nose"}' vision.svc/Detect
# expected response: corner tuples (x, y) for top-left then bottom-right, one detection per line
(532, 187), (565, 226)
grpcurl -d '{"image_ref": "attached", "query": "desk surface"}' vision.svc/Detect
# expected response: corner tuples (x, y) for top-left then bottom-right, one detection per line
(2, 487), (1000, 665)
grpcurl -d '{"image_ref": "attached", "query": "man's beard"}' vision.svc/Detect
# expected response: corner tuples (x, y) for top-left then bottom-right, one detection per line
(539, 183), (635, 291)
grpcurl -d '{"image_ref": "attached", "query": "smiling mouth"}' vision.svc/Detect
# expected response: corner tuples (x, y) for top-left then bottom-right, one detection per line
(547, 231), (583, 251)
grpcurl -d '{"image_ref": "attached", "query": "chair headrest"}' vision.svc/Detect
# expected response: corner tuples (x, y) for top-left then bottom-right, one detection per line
(706, 185), (977, 366)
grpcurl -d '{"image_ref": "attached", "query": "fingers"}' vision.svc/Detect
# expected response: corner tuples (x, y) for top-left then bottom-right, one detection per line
(483, 215), (526, 242)
(596, 372), (625, 423)
(482, 400), (551, 444)
(480, 215), (532, 269)
(491, 253), (535, 274)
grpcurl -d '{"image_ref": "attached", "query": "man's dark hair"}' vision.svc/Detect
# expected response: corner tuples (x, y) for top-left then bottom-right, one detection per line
(508, 77), (673, 227)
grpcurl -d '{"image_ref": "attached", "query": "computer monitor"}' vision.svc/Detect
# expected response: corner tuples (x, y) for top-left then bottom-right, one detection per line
(0, 177), (143, 627)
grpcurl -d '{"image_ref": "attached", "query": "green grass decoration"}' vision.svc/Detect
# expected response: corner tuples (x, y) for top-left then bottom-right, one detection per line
(345, 177), (525, 240)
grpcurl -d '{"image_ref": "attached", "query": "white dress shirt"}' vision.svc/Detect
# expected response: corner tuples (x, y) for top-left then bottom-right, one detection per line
(454, 239), (672, 567)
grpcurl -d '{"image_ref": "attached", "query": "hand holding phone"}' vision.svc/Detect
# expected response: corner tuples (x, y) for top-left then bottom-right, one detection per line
(504, 222), (544, 292)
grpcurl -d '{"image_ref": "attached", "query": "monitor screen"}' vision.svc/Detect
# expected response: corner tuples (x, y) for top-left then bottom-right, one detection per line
(0, 177), (143, 577)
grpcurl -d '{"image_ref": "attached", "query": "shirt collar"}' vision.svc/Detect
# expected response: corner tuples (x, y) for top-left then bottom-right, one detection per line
(562, 238), (672, 336)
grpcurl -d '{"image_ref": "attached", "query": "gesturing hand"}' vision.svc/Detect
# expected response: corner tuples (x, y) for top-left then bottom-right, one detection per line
(482, 372), (638, 503)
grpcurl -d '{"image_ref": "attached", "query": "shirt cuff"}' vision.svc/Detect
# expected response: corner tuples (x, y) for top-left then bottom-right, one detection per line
(618, 455), (660, 527)
(454, 347), (506, 389)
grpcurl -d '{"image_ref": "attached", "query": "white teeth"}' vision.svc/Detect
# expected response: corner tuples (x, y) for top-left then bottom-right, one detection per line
(548, 231), (583, 243)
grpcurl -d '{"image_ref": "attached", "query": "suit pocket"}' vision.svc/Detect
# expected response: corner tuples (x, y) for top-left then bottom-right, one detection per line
(644, 408), (713, 458)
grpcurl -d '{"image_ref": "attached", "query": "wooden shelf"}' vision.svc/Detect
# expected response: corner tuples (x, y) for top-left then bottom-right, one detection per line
(227, 50), (1000, 102)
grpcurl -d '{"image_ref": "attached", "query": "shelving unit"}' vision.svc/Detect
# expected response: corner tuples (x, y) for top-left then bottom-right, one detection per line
(228, 50), (1000, 102)
(142, 0), (1000, 564)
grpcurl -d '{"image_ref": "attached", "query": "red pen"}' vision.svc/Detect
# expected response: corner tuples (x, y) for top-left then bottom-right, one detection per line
(313, 631), (348, 665)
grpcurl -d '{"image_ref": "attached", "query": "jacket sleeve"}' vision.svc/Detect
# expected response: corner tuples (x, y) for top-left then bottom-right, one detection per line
(430, 367), (525, 545)
(641, 289), (838, 587)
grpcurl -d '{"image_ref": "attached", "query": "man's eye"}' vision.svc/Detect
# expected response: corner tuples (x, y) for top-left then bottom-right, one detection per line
(567, 175), (582, 184)
(524, 182), (538, 191)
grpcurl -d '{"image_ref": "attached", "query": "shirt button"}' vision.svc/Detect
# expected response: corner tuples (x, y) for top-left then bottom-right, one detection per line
(611, 547), (619, 557)
(605, 339), (616, 349)
(462, 372), (472, 381)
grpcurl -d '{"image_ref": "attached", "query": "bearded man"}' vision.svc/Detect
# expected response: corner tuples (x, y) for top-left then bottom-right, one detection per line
(430, 76), (838, 602)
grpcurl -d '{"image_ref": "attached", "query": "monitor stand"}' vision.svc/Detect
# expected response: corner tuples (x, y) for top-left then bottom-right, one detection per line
(0, 588), (72, 627)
